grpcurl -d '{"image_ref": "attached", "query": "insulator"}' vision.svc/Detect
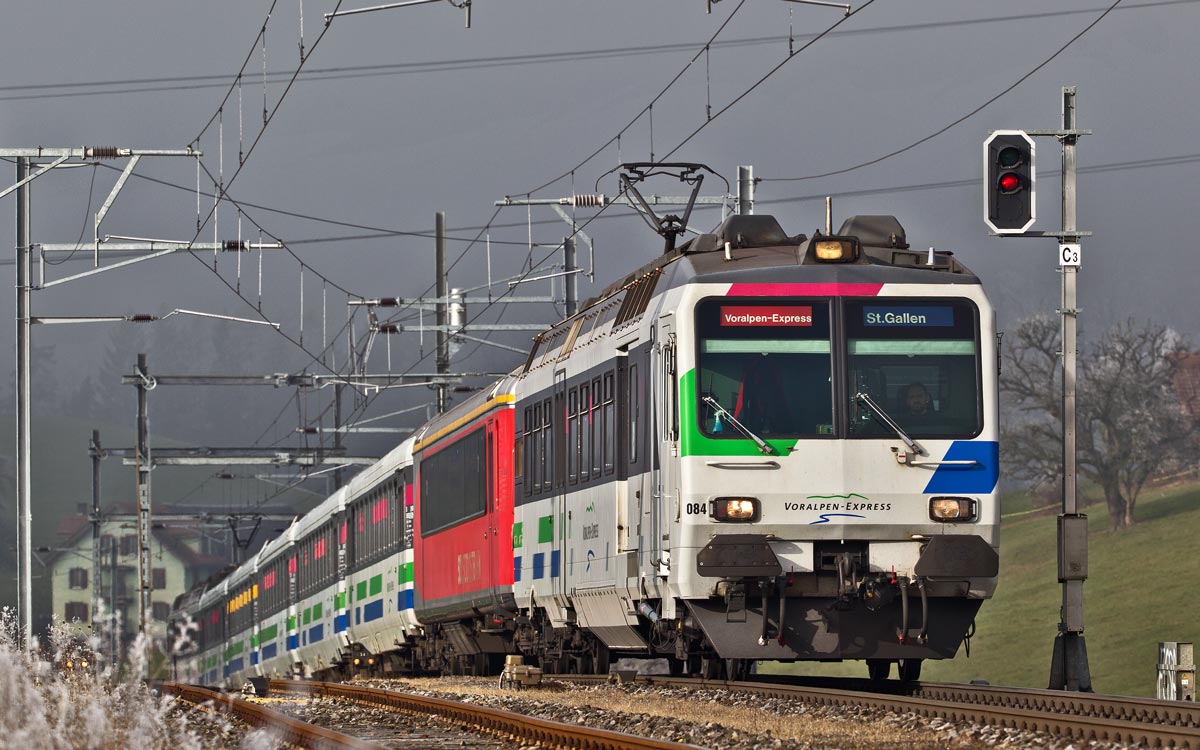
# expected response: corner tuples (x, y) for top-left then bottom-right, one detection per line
(126, 314), (157, 322)
(223, 240), (249, 251)
(378, 323), (399, 334)
(377, 297), (399, 307)
(85, 146), (121, 159)
(298, 427), (318, 434)
(570, 194), (606, 207)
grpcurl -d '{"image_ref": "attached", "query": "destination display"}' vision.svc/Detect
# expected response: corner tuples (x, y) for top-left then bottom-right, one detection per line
(719, 305), (813, 327)
(863, 305), (954, 327)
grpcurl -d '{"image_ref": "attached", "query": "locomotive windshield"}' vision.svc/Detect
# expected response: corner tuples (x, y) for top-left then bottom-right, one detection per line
(845, 299), (981, 438)
(696, 300), (834, 438)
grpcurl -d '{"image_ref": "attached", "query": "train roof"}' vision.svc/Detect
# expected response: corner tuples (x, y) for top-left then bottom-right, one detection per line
(523, 214), (982, 358)
(413, 376), (517, 452)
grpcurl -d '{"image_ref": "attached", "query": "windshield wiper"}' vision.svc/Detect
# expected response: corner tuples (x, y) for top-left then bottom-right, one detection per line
(853, 392), (926, 457)
(703, 395), (774, 455)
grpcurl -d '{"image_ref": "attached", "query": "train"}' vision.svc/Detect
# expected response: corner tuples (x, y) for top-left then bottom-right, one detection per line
(171, 205), (1000, 686)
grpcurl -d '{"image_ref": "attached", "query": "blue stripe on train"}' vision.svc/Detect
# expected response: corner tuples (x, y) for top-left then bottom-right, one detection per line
(551, 549), (561, 578)
(287, 634), (299, 650)
(363, 600), (384, 622)
(923, 441), (1000, 494)
(228, 657), (244, 673)
(335, 613), (349, 633)
(398, 588), (414, 611)
(262, 643), (278, 660)
(533, 552), (545, 580)
(513, 555), (522, 582)
(251, 652), (259, 666)
(308, 624), (324, 643)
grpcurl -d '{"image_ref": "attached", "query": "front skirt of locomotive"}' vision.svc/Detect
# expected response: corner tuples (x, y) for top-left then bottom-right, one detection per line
(688, 533), (996, 661)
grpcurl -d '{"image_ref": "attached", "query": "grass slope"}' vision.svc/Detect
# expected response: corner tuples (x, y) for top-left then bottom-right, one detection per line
(772, 480), (1200, 697)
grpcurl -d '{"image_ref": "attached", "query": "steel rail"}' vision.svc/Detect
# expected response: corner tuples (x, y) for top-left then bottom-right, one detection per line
(557, 674), (1200, 749)
(162, 682), (387, 750)
(268, 679), (708, 750)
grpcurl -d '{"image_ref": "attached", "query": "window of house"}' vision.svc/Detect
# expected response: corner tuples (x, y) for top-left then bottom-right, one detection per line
(120, 535), (137, 557)
(152, 602), (171, 622)
(68, 568), (88, 590)
(152, 568), (166, 589)
(65, 602), (88, 623)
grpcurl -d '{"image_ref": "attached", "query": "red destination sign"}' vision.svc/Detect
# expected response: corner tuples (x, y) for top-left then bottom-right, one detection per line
(720, 305), (813, 327)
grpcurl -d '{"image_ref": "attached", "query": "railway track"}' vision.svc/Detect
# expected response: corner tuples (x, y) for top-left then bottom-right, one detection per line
(556, 673), (1200, 749)
(161, 683), (386, 750)
(266, 679), (707, 750)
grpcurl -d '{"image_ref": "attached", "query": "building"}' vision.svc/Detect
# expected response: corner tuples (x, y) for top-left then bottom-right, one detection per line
(46, 506), (231, 648)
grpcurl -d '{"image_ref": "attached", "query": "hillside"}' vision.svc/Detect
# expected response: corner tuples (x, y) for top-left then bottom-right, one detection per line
(771, 479), (1200, 697)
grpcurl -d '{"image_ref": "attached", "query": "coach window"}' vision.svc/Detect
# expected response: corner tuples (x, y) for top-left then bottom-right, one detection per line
(697, 299), (833, 438)
(567, 390), (579, 484)
(542, 397), (554, 489)
(602, 372), (615, 474)
(421, 429), (487, 533)
(845, 299), (981, 438)
(629, 364), (639, 464)
(580, 382), (592, 482)
(533, 402), (544, 493)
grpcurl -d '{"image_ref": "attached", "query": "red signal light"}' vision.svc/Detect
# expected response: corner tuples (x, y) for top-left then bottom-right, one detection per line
(998, 172), (1022, 194)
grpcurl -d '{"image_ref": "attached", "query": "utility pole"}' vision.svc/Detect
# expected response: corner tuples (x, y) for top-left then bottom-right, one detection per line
(134, 354), (153, 640)
(15, 157), (32, 648)
(435, 212), (449, 414)
(737, 165), (754, 215)
(563, 236), (578, 317)
(90, 431), (104, 647)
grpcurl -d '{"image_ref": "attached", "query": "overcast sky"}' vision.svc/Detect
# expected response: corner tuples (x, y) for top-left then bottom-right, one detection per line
(1, 0), (1198, 509)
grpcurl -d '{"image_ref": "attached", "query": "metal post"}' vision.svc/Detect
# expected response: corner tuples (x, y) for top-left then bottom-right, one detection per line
(333, 383), (344, 489)
(15, 157), (32, 649)
(736, 165), (754, 215)
(135, 353), (153, 640)
(435, 212), (449, 414)
(109, 538), (119, 665)
(563, 237), (578, 318)
(1048, 85), (1092, 692)
(90, 430), (103, 645)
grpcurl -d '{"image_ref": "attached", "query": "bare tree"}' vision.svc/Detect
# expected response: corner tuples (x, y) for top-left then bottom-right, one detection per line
(1002, 315), (1197, 529)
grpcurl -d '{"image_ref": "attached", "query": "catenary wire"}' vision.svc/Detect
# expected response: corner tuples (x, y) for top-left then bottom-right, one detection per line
(761, 0), (1125, 181)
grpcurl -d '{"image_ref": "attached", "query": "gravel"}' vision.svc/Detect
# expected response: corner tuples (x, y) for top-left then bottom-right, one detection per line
(336, 676), (1151, 750)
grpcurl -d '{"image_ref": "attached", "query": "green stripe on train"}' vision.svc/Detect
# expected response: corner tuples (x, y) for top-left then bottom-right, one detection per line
(678, 368), (798, 457)
(538, 515), (553, 544)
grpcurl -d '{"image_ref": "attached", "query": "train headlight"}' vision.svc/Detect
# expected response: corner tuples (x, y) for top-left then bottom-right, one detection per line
(812, 236), (860, 263)
(929, 497), (977, 522)
(711, 497), (760, 522)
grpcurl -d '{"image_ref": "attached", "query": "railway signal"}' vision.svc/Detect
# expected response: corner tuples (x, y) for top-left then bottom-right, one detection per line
(983, 130), (1036, 234)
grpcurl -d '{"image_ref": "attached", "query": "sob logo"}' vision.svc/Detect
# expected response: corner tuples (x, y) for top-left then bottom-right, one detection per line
(456, 551), (481, 585)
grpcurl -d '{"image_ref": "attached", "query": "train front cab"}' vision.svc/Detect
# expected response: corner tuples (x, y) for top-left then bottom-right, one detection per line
(668, 232), (999, 678)
(412, 385), (516, 674)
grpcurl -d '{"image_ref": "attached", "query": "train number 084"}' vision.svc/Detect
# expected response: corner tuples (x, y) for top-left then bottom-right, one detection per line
(685, 502), (707, 516)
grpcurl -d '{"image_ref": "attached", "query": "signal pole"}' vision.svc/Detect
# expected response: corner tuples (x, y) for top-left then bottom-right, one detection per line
(15, 157), (32, 648)
(983, 87), (1091, 691)
(1048, 86), (1090, 692)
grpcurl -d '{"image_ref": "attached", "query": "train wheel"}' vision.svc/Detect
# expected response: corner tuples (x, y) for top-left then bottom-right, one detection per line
(727, 658), (750, 682)
(898, 658), (923, 683)
(701, 657), (725, 680)
(591, 643), (610, 676)
(867, 659), (893, 682)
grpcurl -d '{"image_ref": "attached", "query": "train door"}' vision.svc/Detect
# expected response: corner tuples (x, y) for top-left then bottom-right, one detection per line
(554, 369), (570, 604)
(484, 419), (500, 605)
(653, 315), (678, 584)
